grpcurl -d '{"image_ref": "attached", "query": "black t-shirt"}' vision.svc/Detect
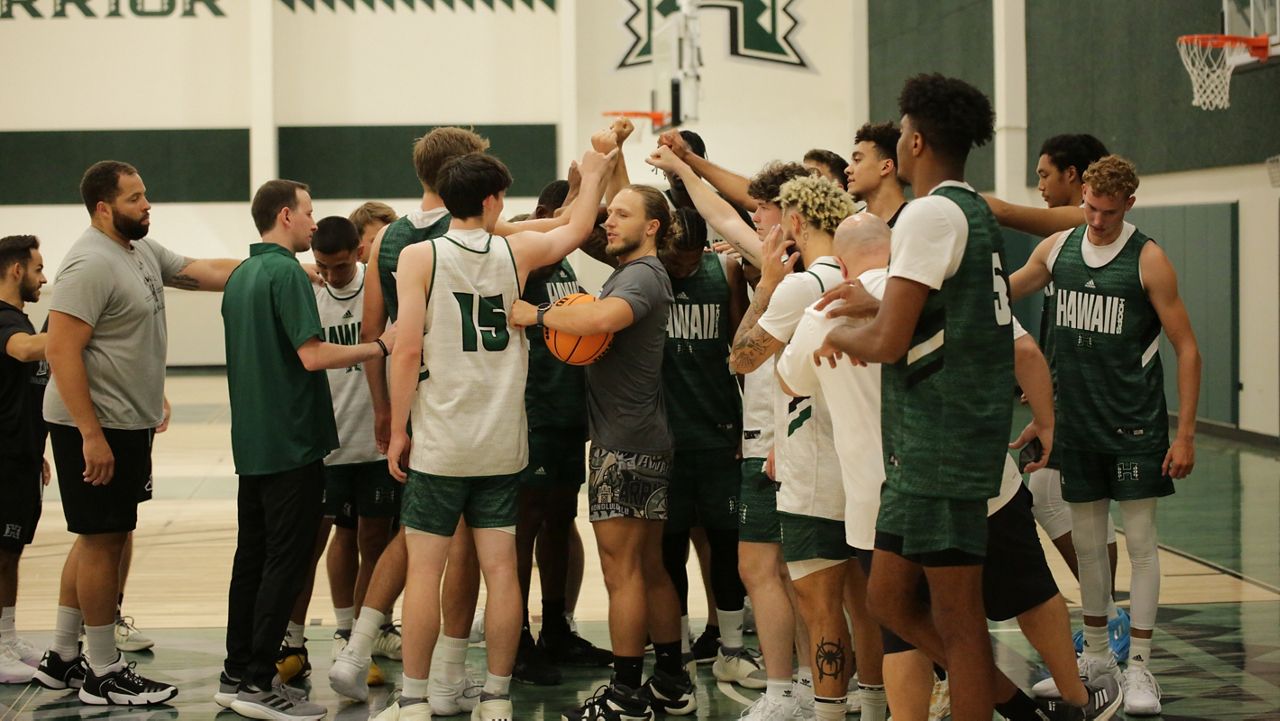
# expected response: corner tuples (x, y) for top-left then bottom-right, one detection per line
(0, 301), (48, 460)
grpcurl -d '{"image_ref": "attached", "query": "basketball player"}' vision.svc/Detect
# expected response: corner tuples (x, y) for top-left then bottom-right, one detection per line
(1009, 155), (1201, 716)
(802, 150), (849, 189)
(35, 160), (241, 706)
(0, 235), (48, 684)
(349, 201), (398, 263)
(380, 148), (613, 721)
(846, 123), (909, 225)
(816, 75), (1013, 721)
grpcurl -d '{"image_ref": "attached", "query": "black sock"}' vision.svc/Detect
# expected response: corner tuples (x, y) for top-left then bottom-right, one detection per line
(541, 598), (569, 634)
(701, 624), (720, 639)
(613, 656), (644, 689)
(995, 689), (1049, 721)
(654, 641), (682, 676)
(933, 665), (947, 681)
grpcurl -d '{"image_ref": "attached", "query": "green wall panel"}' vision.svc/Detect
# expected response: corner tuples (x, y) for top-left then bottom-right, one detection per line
(0, 129), (249, 205)
(277, 124), (557, 200)
(1026, 2), (1280, 180)
(868, 0), (995, 191)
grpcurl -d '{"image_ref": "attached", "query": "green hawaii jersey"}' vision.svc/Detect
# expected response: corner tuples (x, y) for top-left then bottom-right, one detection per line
(1051, 225), (1168, 453)
(523, 260), (587, 433)
(663, 253), (741, 450)
(379, 213), (452, 322)
(881, 185), (1014, 501)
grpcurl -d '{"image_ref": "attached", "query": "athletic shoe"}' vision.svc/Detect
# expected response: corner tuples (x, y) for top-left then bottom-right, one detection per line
(4, 635), (42, 667)
(0, 644), (34, 684)
(471, 695), (514, 721)
(114, 617), (155, 653)
(1122, 665), (1161, 716)
(78, 659), (178, 706)
(640, 669), (697, 716)
(368, 660), (386, 687)
(742, 598), (756, 635)
(275, 644), (310, 684)
(469, 607), (486, 644)
(845, 685), (861, 714)
(927, 676), (950, 721)
(33, 648), (87, 690)
(538, 627), (613, 667)
(1039, 673), (1122, 720)
(562, 683), (654, 721)
(429, 675), (484, 716)
(372, 623), (404, 660)
(214, 672), (240, 708)
(689, 627), (719, 664)
(330, 629), (350, 662)
(229, 684), (326, 720)
(375, 698), (432, 721)
(514, 629), (562, 685)
(711, 645), (766, 689)
(792, 683), (815, 721)
(1031, 652), (1122, 699)
(327, 646), (370, 701)
(738, 693), (795, 721)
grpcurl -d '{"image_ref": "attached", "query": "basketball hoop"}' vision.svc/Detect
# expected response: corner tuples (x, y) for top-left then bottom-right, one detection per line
(603, 110), (672, 132)
(1176, 34), (1270, 109)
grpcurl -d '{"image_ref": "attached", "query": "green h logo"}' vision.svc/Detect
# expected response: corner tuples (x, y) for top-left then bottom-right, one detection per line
(620, 0), (805, 69)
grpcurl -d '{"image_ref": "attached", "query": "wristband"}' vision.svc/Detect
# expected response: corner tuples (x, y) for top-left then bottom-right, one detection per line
(375, 338), (389, 357)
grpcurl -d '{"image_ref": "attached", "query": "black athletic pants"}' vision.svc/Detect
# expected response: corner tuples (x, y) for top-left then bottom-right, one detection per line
(224, 460), (325, 690)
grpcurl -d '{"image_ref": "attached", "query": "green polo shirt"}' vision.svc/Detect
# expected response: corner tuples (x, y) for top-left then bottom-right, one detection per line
(222, 242), (339, 476)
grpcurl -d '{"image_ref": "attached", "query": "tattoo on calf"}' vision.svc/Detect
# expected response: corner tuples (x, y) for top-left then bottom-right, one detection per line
(814, 637), (846, 681)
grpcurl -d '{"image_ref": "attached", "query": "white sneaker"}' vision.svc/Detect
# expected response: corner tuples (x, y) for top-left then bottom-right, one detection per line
(712, 646), (767, 689)
(844, 674), (860, 713)
(330, 630), (349, 662)
(469, 609), (485, 644)
(1031, 652), (1121, 698)
(114, 617), (155, 652)
(927, 676), (950, 721)
(430, 675), (483, 716)
(0, 645), (35, 684)
(1123, 665), (1162, 716)
(792, 682), (815, 721)
(3, 636), (41, 667)
(372, 624), (403, 661)
(471, 696), (513, 721)
(738, 693), (794, 721)
(376, 700), (432, 721)
(328, 646), (371, 701)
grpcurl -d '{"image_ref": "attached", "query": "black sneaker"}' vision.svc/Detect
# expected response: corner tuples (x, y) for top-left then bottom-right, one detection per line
(514, 629), (562, 686)
(539, 627), (613, 667)
(563, 683), (654, 721)
(1040, 675), (1123, 721)
(690, 627), (719, 664)
(641, 669), (697, 716)
(33, 649), (87, 690)
(78, 659), (178, 706)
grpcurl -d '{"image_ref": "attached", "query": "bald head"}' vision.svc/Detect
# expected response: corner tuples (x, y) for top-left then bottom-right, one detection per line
(833, 212), (891, 278)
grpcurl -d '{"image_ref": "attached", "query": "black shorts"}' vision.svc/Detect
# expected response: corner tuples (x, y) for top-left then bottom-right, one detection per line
(0, 455), (43, 553)
(49, 424), (154, 535)
(862, 485), (1060, 653)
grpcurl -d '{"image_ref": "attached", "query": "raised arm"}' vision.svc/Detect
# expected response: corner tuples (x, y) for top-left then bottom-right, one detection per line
(386, 242), (433, 481)
(361, 224), (392, 453)
(647, 146), (762, 267)
(983, 193), (1085, 237)
(167, 257), (243, 291)
(659, 130), (755, 210)
(1009, 232), (1063, 301)
(1141, 241), (1201, 479)
(509, 149), (616, 277)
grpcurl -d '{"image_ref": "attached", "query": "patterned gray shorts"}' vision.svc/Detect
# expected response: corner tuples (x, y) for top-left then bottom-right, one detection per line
(587, 445), (671, 522)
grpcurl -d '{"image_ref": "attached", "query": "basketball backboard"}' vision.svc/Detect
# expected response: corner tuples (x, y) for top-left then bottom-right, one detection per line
(650, 2), (702, 131)
(1223, 0), (1280, 66)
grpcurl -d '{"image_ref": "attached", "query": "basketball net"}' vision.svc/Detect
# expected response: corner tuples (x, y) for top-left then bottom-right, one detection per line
(1177, 34), (1269, 110)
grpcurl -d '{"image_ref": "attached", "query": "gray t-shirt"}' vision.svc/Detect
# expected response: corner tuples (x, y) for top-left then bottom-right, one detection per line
(585, 255), (674, 454)
(43, 227), (187, 430)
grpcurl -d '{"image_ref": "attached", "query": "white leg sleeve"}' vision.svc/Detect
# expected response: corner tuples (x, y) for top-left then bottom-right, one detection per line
(1068, 500), (1113, 618)
(1028, 468), (1073, 539)
(1118, 499), (1161, 631)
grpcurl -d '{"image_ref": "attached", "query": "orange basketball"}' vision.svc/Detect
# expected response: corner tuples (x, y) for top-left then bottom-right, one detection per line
(544, 293), (614, 365)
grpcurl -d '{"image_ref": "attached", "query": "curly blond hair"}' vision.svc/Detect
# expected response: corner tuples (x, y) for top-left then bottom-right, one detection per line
(1082, 155), (1139, 199)
(777, 176), (856, 235)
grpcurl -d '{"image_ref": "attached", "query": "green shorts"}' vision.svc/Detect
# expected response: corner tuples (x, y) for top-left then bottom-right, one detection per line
(401, 469), (518, 536)
(779, 512), (852, 563)
(323, 461), (402, 522)
(875, 485), (988, 560)
(1058, 447), (1174, 503)
(737, 458), (781, 543)
(666, 447), (740, 533)
(520, 430), (587, 487)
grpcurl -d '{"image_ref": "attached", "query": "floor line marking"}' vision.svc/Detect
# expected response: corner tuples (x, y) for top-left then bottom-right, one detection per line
(717, 680), (753, 707)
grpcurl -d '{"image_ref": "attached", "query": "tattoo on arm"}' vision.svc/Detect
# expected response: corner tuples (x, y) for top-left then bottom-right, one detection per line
(814, 637), (847, 682)
(168, 269), (201, 291)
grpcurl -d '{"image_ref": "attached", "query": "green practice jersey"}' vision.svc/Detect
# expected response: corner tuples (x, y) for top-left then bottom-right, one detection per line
(379, 211), (452, 322)
(523, 260), (587, 434)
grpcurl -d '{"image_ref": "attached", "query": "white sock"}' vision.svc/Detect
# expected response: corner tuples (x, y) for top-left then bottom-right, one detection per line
(814, 696), (847, 721)
(1128, 636), (1152, 667)
(402, 675), (430, 700)
(718, 608), (744, 650)
(0, 607), (15, 642)
(766, 678), (792, 700)
(796, 666), (814, 690)
(859, 684), (888, 721)
(335, 606), (355, 632)
(483, 672), (511, 697)
(432, 634), (468, 684)
(52, 606), (82, 661)
(84, 623), (120, 672)
(286, 621), (306, 648)
(347, 607), (385, 659)
(1083, 624), (1109, 659)
(680, 616), (691, 653)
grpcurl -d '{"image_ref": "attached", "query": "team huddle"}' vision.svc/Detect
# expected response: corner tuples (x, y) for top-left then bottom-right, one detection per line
(0, 73), (1200, 721)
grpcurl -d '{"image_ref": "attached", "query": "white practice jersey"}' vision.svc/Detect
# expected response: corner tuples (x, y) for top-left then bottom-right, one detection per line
(409, 228), (529, 477)
(741, 358), (775, 460)
(315, 263), (382, 466)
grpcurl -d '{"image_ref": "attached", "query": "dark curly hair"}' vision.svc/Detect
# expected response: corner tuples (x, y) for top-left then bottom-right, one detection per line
(854, 122), (901, 166)
(746, 161), (809, 205)
(1039, 134), (1109, 177)
(803, 149), (849, 189)
(898, 74), (994, 162)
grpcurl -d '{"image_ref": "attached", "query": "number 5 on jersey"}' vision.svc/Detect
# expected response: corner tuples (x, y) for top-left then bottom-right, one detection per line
(454, 292), (510, 352)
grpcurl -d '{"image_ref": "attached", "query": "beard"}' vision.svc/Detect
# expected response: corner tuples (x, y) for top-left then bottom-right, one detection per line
(19, 272), (41, 303)
(605, 235), (642, 258)
(113, 211), (149, 241)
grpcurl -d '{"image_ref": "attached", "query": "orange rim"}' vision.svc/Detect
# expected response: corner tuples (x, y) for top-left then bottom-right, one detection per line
(603, 110), (671, 128)
(1177, 34), (1271, 60)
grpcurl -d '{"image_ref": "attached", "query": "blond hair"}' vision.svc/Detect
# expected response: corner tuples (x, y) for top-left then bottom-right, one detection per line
(348, 201), (397, 235)
(1082, 155), (1139, 199)
(777, 176), (856, 236)
(412, 127), (489, 190)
